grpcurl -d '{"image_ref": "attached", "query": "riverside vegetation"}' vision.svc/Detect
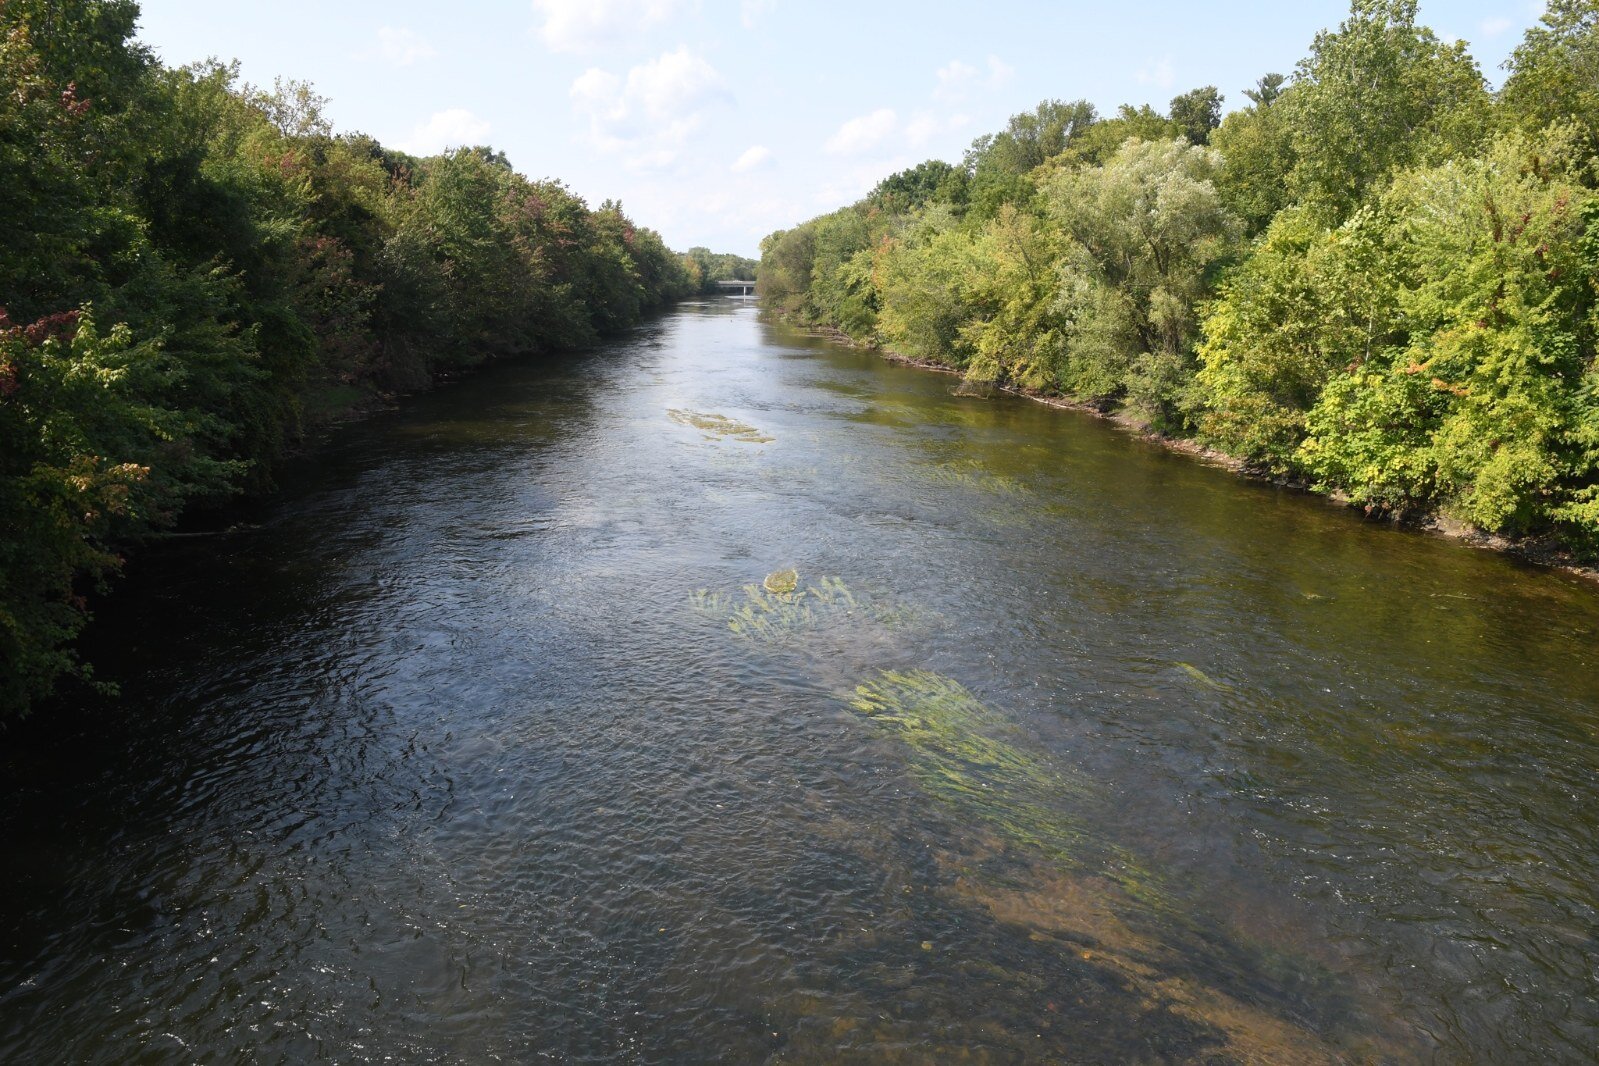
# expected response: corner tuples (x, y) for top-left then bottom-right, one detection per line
(0, 0), (754, 718)
(759, 0), (1599, 567)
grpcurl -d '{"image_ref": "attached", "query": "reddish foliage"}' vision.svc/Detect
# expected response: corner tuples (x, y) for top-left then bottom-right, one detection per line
(21, 310), (82, 346)
(59, 81), (92, 117)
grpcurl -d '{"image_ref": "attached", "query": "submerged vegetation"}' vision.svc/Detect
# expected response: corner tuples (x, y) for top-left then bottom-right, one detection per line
(760, 0), (1599, 560)
(0, 1), (767, 718)
(703, 618), (1364, 1058)
(667, 409), (774, 443)
(692, 573), (866, 644)
(848, 670), (1093, 864)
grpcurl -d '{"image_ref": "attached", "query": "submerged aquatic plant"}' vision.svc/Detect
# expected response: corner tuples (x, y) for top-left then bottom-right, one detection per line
(844, 670), (1362, 1059)
(667, 409), (774, 443)
(1174, 661), (1234, 692)
(728, 575), (858, 642)
(847, 670), (1092, 864)
(689, 588), (731, 613)
(692, 573), (877, 645)
(921, 458), (1029, 497)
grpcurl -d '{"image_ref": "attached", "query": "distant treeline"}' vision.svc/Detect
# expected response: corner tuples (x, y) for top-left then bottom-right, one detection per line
(0, 0), (749, 718)
(681, 247), (759, 294)
(762, 0), (1599, 560)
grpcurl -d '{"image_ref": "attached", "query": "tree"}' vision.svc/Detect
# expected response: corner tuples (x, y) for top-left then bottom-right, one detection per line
(1046, 138), (1240, 425)
(757, 227), (817, 313)
(1192, 205), (1402, 471)
(1242, 73), (1287, 107)
(0, 0), (708, 717)
(1210, 83), (1298, 234)
(1299, 129), (1599, 530)
(1281, 0), (1491, 218)
(965, 98), (1098, 177)
(1169, 86), (1223, 145)
(872, 206), (978, 367)
(1500, 0), (1599, 150)
(1059, 104), (1179, 168)
(957, 204), (1065, 390)
(869, 160), (968, 213)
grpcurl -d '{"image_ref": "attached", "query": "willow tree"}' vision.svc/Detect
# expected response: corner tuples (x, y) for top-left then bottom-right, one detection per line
(1046, 138), (1240, 426)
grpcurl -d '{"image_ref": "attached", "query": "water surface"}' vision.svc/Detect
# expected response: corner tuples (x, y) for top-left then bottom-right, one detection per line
(3, 301), (1597, 1062)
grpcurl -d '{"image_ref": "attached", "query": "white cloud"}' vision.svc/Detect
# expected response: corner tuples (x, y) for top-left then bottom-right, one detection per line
(570, 47), (727, 169)
(1136, 56), (1175, 91)
(933, 55), (1013, 102)
(694, 189), (806, 240)
(1480, 16), (1513, 37)
(571, 68), (626, 123)
(375, 26), (438, 66)
(533, 0), (690, 53)
(740, 0), (776, 29)
(732, 144), (773, 171)
(934, 59), (980, 102)
(376, 26), (436, 66)
(628, 147), (682, 171)
(825, 108), (897, 155)
(627, 46), (724, 119)
(904, 109), (970, 149)
(904, 112), (941, 147)
(398, 108), (492, 155)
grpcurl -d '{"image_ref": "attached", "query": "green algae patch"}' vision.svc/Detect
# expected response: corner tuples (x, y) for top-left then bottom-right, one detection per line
(763, 568), (799, 595)
(728, 575), (858, 642)
(847, 670), (1092, 864)
(1174, 661), (1234, 692)
(667, 408), (773, 443)
(692, 573), (896, 647)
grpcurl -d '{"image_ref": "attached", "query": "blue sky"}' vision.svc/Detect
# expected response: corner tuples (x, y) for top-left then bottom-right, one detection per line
(133, 1), (1549, 257)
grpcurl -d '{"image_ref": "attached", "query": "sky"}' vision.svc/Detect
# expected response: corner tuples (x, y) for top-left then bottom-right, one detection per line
(132, 1), (1550, 258)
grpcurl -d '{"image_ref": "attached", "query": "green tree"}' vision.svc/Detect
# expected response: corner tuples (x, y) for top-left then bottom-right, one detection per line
(1060, 104), (1179, 168)
(965, 98), (1099, 177)
(958, 205), (1065, 390)
(869, 160), (969, 213)
(963, 99), (1098, 221)
(0, 310), (222, 716)
(1192, 205), (1402, 471)
(1169, 86), (1223, 145)
(1046, 138), (1240, 425)
(757, 226), (817, 313)
(873, 206), (978, 367)
(1500, 0), (1599, 151)
(1210, 82), (1298, 234)
(1242, 73), (1287, 107)
(1299, 130), (1598, 530)
(1281, 0), (1491, 218)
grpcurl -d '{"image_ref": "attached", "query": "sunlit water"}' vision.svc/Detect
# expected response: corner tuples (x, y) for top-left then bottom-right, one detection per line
(3, 301), (1597, 1063)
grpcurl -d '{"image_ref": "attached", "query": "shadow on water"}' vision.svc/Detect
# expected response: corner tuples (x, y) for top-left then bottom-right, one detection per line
(2, 302), (1598, 1062)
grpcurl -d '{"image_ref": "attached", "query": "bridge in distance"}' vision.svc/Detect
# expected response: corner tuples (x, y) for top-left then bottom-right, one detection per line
(716, 280), (756, 296)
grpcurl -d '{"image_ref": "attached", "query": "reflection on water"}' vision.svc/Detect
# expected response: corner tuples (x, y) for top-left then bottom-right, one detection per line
(2, 301), (1597, 1063)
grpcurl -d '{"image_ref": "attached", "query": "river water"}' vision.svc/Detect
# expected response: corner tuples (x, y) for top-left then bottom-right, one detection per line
(2, 301), (1597, 1063)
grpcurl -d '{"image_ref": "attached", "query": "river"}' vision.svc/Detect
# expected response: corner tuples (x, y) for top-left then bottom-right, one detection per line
(2, 300), (1596, 1063)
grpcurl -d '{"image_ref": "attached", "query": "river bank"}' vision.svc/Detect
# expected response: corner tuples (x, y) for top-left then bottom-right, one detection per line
(787, 319), (1599, 586)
